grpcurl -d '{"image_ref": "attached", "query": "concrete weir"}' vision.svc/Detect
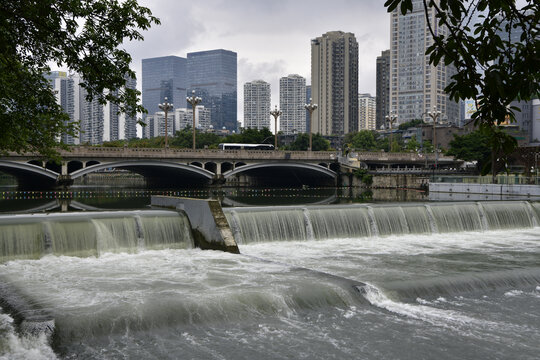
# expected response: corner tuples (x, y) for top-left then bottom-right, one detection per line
(151, 196), (240, 254)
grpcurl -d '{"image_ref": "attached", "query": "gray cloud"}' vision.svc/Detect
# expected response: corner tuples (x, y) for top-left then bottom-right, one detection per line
(125, 0), (390, 128)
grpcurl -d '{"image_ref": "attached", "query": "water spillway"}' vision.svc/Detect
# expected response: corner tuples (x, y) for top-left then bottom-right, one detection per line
(0, 200), (539, 359)
(224, 201), (540, 244)
(0, 210), (193, 262)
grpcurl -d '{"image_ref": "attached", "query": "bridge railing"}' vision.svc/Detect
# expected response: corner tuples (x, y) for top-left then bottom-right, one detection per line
(53, 147), (338, 161)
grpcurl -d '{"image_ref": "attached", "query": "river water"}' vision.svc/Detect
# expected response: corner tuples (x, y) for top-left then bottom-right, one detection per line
(0, 195), (539, 359)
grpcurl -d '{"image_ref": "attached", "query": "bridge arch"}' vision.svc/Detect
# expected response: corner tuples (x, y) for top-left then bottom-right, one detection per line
(204, 162), (217, 173)
(70, 160), (214, 188)
(0, 160), (59, 189)
(223, 162), (337, 187)
(221, 162), (233, 173)
(68, 160), (84, 173)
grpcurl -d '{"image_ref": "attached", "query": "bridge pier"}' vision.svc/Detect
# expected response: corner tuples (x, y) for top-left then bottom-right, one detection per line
(56, 175), (73, 189)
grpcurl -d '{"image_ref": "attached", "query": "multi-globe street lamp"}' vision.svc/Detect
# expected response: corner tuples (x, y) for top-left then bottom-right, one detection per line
(158, 97), (173, 149)
(269, 105), (282, 150)
(304, 98), (318, 152)
(186, 90), (202, 150)
(385, 112), (397, 152)
(428, 106), (442, 169)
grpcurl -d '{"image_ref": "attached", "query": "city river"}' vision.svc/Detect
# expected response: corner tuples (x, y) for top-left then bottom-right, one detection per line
(0, 187), (538, 359)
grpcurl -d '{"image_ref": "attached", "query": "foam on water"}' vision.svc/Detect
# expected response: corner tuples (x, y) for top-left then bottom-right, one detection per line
(0, 308), (56, 360)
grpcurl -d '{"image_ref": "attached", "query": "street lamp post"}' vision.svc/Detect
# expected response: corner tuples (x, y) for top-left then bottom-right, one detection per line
(270, 105), (282, 150)
(535, 152), (539, 185)
(158, 97), (173, 149)
(304, 98), (318, 152)
(385, 112), (397, 152)
(428, 106), (441, 169)
(186, 90), (202, 150)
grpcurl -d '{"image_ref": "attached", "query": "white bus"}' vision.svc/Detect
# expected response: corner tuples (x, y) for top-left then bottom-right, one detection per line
(218, 143), (275, 150)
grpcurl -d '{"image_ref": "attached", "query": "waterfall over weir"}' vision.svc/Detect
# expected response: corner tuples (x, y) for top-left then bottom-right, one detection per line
(224, 201), (540, 244)
(0, 211), (193, 263)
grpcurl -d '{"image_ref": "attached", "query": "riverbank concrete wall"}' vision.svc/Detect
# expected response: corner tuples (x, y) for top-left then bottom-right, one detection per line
(429, 182), (540, 200)
(151, 196), (239, 254)
(340, 173), (429, 189)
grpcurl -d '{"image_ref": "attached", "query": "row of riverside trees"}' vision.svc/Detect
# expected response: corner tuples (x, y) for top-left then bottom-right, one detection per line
(101, 123), (496, 171)
(101, 127), (333, 151)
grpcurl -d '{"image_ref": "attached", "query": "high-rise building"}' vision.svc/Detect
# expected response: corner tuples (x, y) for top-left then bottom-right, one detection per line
(376, 50), (390, 130)
(495, 13), (537, 143)
(123, 76), (138, 140)
(243, 80), (271, 130)
(79, 88), (104, 145)
(44, 71), (80, 145)
(175, 106), (212, 131)
(279, 75), (306, 135)
(106, 76), (138, 141)
(142, 56), (187, 118)
(390, 1), (459, 124)
(358, 93), (377, 130)
(187, 49), (237, 131)
(311, 31), (359, 135)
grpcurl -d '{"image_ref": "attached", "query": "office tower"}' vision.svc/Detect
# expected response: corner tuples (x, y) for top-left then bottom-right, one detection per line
(187, 49), (237, 131)
(243, 80), (271, 130)
(175, 106), (212, 131)
(311, 31), (359, 135)
(376, 50), (390, 130)
(106, 76), (138, 141)
(358, 93), (377, 130)
(279, 74), (306, 134)
(44, 71), (80, 145)
(390, 1), (459, 124)
(306, 85), (312, 133)
(142, 56), (187, 118)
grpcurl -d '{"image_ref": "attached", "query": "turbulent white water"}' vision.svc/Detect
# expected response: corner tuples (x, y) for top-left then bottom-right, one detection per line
(0, 203), (539, 359)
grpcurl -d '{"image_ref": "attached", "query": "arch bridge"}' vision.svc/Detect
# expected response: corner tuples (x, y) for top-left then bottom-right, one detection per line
(0, 147), (340, 189)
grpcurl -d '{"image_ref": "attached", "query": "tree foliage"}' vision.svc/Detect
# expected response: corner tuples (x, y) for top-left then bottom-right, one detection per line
(225, 127), (274, 145)
(398, 119), (424, 130)
(345, 130), (377, 151)
(384, 0), (538, 157)
(286, 134), (330, 151)
(0, 0), (159, 158)
(446, 130), (491, 171)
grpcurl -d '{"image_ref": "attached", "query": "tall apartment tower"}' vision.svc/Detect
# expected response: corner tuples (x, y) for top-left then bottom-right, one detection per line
(390, 1), (459, 124)
(187, 49), (237, 131)
(106, 75), (138, 141)
(376, 50), (390, 130)
(311, 31), (359, 135)
(279, 74), (306, 134)
(79, 88), (104, 145)
(142, 56), (187, 119)
(175, 106), (212, 131)
(358, 93), (377, 130)
(243, 80), (271, 130)
(44, 71), (80, 145)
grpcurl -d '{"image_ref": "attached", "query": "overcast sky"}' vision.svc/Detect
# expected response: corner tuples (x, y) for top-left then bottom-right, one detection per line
(123, 0), (391, 128)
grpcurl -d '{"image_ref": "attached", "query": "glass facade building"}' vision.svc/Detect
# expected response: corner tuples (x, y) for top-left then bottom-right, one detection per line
(187, 49), (237, 131)
(142, 56), (187, 118)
